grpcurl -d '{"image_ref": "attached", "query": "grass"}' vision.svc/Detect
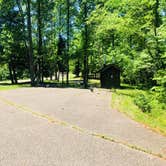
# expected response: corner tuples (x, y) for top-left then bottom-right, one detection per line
(88, 79), (100, 87)
(0, 83), (30, 91)
(44, 74), (101, 88)
(111, 85), (166, 136)
(1, 78), (165, 138)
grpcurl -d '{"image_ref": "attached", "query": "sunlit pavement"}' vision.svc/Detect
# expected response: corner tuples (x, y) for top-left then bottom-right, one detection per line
(0, 88), (166, 166)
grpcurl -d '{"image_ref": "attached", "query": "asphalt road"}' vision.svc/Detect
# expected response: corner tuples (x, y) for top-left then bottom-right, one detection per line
(0, 88), (166, 166)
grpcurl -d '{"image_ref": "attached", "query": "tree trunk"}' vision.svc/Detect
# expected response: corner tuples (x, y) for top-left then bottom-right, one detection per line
(13, 66), (17, 84)
(55, 70), (58, 80)
(83, 2), (88, 88)
(66, 0), (70, 85)
(16, 0), (29, 59)
(154, 0), (162, 69)
(27, 0), (35, 86)
(8, 63), (14, 84)
(37, 0), (43, 84)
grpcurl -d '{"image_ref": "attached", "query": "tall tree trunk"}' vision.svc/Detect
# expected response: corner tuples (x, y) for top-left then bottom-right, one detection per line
(9, 56), (18, 84)
(83, 2), (88, 88)
(37, 0), (43, 84)
(154, 0), (160, 36)
(9, 63), (14, 84)
(16, 0), (28, 55)
(27, 0), (35, 86)
(154, 0), (162, 69)
(66, 0), (70, 85)
(13, 66), (17, 84)
(112, 32), (115, 49)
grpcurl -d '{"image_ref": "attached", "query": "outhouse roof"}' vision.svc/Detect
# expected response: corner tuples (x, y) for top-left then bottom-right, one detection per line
(99, 64), (121, 73)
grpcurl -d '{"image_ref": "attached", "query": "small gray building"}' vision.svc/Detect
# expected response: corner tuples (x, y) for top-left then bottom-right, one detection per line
(100, 64), (120, 88)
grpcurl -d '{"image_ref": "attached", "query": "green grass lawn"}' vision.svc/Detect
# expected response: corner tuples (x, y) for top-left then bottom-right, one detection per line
(111, 86), (166, 136)
(44, 74), (101, 88)
(0, 83), (30, 91)
(88, 79), (100, 87)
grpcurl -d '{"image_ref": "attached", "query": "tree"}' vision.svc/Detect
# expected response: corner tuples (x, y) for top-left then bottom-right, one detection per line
(36, 0), (43, 84)
(82, 1), (88, 88)
(0, 0), (165, 93)
(66, 0), (70, 84)
(26, 0), (35, 85)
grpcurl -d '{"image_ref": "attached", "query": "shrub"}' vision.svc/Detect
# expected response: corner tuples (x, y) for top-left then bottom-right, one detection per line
(153, 70), (166, 104)
(0, 64), (9, 81)
(134, 94), (151, 113)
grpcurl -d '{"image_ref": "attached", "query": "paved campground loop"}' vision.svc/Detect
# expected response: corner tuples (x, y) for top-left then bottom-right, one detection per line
(0, 88), (166, 166)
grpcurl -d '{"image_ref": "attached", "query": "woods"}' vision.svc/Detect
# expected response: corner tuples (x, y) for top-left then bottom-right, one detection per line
(0, 0), (165, 97)
(0, 1), (166, 160)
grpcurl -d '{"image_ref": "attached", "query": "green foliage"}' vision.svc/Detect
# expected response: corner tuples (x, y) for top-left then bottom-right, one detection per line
(153, 70), (166, 103)
(0, 0), (166, 89)
(0, 64), (9, 80)
(88, 0), (166, 89)
(111, 87), (166, 135)
(134, 94), (151, 113)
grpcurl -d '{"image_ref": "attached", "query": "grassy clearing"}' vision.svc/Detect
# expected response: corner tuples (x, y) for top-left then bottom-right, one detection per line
(88, 79), (100, 87)
(0, 84), (30, 91)
(111, 86), (166, 136)
(44, 74), (101, 88)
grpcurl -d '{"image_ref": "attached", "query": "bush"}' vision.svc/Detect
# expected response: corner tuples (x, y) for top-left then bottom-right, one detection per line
(153, 70), (166, 104)
(134, 94), (151, 113)
(0, 64), (9, 81)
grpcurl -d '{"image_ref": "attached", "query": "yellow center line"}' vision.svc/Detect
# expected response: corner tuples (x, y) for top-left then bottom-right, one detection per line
(0, 95), (165, 161)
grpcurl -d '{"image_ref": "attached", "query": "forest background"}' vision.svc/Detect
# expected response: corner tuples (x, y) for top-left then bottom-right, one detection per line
(0, 0), (166, 133)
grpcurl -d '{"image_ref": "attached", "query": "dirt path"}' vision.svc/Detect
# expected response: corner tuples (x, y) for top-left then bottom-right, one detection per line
(0, 88), (166, 165)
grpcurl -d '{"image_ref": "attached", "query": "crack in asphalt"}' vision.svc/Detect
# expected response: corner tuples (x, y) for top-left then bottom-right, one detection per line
(0, 95), (165, 161)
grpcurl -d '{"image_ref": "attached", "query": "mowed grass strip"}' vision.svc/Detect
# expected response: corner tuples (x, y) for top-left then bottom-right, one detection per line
(0, 84), (30, 91)
(111, 88), (166, 136)
(0, 85), (22, 91)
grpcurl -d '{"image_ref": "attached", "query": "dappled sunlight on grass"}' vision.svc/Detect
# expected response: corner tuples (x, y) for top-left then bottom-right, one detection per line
(0, 84), (31, 91)
(88, 79), (100, 88)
